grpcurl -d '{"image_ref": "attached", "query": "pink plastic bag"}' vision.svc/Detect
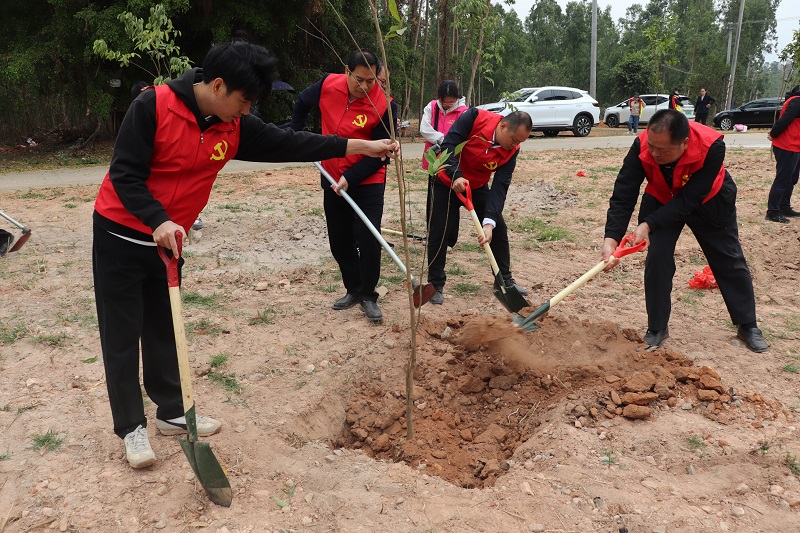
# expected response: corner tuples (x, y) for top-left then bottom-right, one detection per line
(688, 265), (718, 289)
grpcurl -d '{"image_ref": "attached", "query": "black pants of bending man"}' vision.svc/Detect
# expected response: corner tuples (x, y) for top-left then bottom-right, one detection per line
(323, 183), (384, 302)
(637, 187), (757, 332)
(767, 146), (800, 216)
(427, 179), (510, 290)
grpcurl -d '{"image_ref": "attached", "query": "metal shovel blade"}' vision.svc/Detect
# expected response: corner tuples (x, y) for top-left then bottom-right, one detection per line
(412, 280), (437, 307)
(179, 439), (233, 507)
(493, 272), (530, 314)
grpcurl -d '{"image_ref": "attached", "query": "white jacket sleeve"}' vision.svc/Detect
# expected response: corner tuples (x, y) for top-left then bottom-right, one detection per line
(419, 102), (444, 145)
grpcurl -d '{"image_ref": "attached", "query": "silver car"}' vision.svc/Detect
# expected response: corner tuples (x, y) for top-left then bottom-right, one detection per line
(476, 86), (601, 137)
(603, 94), (695, 128)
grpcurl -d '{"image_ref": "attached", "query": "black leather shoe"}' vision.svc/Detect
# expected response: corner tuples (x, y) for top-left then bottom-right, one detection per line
(643, 327), (669, 348)
(495, 277), (529, 296)
(765, 212), (790, 223)
(332, 293), (360, 310)
(781, 207), (800, 217)
(430, 290), (444, 305)
(737, 326), (768, 353)
(360, 300), (383, 323)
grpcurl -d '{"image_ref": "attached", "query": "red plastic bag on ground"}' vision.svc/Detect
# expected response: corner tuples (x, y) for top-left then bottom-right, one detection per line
(688, 265), (718, 289)
(576, 170), (587, 177)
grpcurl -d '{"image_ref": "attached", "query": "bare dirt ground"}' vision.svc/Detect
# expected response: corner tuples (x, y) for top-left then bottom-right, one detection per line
(2, 135), (800, 532)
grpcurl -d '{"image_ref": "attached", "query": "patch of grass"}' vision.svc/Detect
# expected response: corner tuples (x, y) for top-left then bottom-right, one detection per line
(249, 306), (279, 325)
(182, 291), (220, 308)
(57, 312), (97, 328)
(185, 318), (224, 336)
(458, 242), (482, 253)
(0, 451), (10, 460)
(510, 216), (572, 242)
(218, 203), (251, 213)
(380, 273), (406, 285)
(64, 203), (77, 209)
(0, 404), (10, 412)
(31, 332), (70, 346)
(754, 440), (770, 456)
(447, 263), (468, 275)
(781, 363), (800, 374)
(599, 449), (619, 466)
(450, 282), (482, 296)
(680, 290), (705, 306)
(208, 371), (242, 394)
(32, 429), (63, 452)
(17, 404), (37, 414)
(210, 353), (230, 369)
(687, 435), (706, 453)
(82, 356), (98, 364)
(0, 324), (27, 345)
(321, 282), (338, 293)
(785, 452), (800, 476)
(306, 207), (324, 217)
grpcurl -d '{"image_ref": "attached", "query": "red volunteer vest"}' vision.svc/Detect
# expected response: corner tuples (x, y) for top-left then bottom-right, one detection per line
(639, 122), (725, 205)
(453, 110), (520, 188)
(422, 100), (469, 170)
(772, 96), (800, 152)
(95, 84), (239, 233)
(319, 73), (388, 186)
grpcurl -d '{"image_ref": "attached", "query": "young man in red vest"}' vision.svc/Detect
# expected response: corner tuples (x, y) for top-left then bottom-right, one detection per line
(765, 84), (800, 223)
(290, 49), (395, 324)
(426, 109), (532, 304)
(601, 109), (767, 352)
(93, 42), (398, 469)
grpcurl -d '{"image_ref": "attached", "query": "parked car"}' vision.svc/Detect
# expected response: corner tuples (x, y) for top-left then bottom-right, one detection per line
(476, 87), (600, 137)
(603, 94), (695, 128)
(712, 97), (785, 130)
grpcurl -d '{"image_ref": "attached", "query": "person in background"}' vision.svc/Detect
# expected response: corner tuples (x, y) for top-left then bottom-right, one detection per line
(290, 49), (395, 324)
(601, 109), (767, 353)
(420, 80), (469, 249)
(627, 93), (645, 134)
(669, 88), (682, 111)
(94, 42), (398, 469)
(765, 84), (800, 223)
(427, 109), (532, 305)
(694, 88), (716, 125)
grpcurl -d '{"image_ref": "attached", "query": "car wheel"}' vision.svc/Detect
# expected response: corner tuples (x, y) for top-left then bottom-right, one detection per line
(719, 117), (733, 130)
(605, 114), (619, 128)
(542, 130), (559, 137)
(572, 115), (592, 137)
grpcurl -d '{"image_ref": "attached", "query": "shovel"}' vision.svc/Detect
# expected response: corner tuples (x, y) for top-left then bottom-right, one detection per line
(313, 162), (435, 307)
(158, 232), (233, 507)
(513, 234), (647, 331)
(0, 210), (32, 254)
(453, 182), (530, 314)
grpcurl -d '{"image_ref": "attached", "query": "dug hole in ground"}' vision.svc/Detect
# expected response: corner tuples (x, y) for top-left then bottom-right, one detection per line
(1, 143), (799, 532)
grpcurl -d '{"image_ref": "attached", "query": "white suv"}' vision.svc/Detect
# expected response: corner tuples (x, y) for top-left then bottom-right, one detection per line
(603, 94), (695, 128)
(476, 87), (601, 137)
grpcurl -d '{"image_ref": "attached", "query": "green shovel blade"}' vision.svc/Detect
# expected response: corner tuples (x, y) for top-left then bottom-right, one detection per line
(179, 404), (232, 507)
(493, 271), (530, 314)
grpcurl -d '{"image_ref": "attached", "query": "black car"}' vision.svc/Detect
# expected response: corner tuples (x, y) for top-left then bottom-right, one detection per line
(713, 97), (785, 130)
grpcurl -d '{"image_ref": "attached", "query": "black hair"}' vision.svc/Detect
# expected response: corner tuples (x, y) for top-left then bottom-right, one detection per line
(501, 110), (533, 132)
(437, 80), (462, 100)
(346, 49), (380, 73)
(648, 109), (690, 144)
(130, 81), (148, 101)
(201, 41), (277, 103)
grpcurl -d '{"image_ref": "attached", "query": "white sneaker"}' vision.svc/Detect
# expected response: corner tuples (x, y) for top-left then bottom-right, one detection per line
(124, 425), (156, 468)
(156, 415), (221, 437)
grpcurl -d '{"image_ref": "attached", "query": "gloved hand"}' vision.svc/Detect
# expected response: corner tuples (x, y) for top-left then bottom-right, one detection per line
(431, 143), (442, 156)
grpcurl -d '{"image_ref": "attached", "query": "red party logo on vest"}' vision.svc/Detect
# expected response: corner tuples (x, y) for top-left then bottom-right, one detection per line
(483, 161), (498, 171)
(210, 140), (229, 161)
(681, 174), (690, 186)
(352, 114), (368, 128)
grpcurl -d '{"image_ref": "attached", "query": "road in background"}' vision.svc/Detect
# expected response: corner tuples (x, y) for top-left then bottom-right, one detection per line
(0, 132), (772, 190)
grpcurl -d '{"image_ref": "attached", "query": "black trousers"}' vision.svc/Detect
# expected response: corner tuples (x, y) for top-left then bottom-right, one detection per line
(637, 188), (756, 331)
(767, 145), (800, 215)
(324, 183), (384, 302)
(695, 114), (709, 125)
(427, 176), (459, 248)
(427, 180), (511, 289)
(93, 226), (185, 439)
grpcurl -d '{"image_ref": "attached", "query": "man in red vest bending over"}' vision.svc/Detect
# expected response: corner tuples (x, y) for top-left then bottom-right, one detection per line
(93, 41), (398, 470)
(426, 109), (532, 304)
(290, 49), (394, 324)
(601, 109), (767, 353)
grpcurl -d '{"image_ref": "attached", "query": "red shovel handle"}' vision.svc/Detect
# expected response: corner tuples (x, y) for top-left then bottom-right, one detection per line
(612, 234), (647, 258)
(157, 231), (183, 287)
(453, 181), (474, 211)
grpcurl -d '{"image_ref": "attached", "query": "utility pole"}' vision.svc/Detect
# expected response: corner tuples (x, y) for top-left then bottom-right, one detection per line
(725, 0), (746, 110)
(726, 26), (732, 65)
(590, 0), (597, 98)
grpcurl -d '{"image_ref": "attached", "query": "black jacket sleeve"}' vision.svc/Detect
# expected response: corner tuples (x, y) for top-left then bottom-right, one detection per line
(486, 152), (518, 221)
(107, 89), (170, 231)
(769, 98), (800, 138)
(289, 76), (326, 131)
(438, 108), (479, 182)
(342, 100), (396, 187)
(236, 115), (347, 163)
(604, 139), (647, 242)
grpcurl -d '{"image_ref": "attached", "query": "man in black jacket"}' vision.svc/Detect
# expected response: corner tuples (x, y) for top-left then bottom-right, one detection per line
(94, 41), (398, 469)
(694, 88), (716, 125)
(766, 84), (800, 222)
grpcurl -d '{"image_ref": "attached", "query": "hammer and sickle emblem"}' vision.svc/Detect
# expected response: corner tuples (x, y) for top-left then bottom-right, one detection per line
(483, 161), (498, 171)
(681, 174), (690, 186)
(210, 140), (229, 161)
(352, 114), (368, 128)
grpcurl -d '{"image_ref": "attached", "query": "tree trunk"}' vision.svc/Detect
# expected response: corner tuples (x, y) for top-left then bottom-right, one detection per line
(465, 0), (491, 106)
(437, 0), (452, 79)
(418, 0), (430, 124)
(403, 0), (423, 123)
